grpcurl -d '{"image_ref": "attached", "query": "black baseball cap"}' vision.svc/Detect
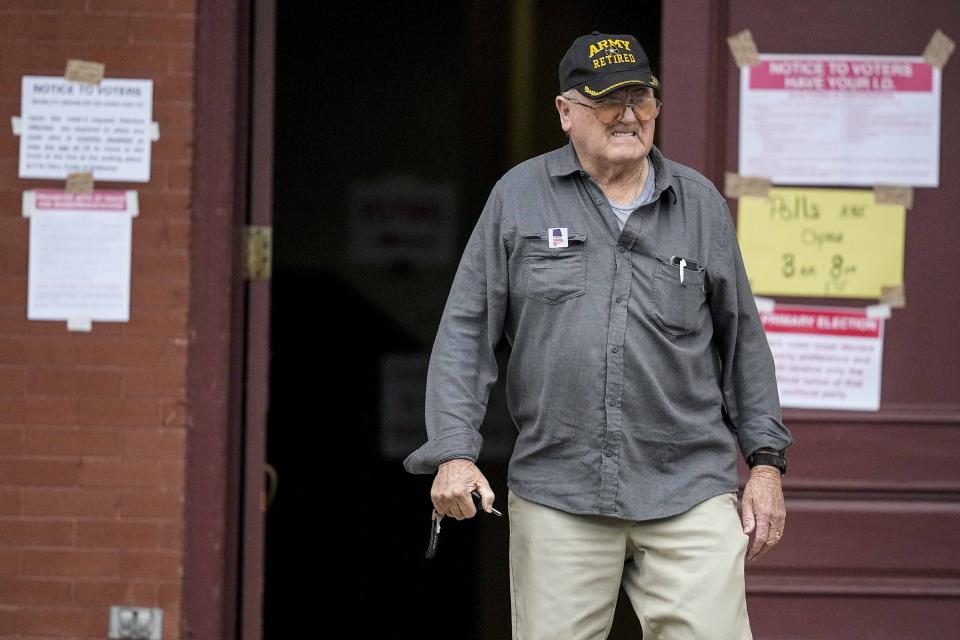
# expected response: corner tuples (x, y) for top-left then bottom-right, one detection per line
(559, 31), (660, 99)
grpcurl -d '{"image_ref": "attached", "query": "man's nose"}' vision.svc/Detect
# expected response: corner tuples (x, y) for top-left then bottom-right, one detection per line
(619, 102), (639, 123)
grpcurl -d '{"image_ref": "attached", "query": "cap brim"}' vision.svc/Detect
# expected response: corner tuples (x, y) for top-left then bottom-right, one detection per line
(579, 71), (660, 98)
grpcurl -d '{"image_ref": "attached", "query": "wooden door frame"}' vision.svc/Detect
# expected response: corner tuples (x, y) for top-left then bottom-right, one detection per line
(183, 0), (272, 637)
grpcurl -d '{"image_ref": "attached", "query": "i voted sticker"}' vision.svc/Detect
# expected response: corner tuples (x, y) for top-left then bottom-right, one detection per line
(549, 227), (568, 248)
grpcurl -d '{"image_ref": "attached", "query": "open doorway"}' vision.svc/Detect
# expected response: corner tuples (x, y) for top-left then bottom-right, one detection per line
(263, 4), (660, 638)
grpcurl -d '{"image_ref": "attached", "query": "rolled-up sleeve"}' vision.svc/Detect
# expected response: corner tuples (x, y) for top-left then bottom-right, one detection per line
(709, 198), (794, 460)
(402, 181), (510, 475)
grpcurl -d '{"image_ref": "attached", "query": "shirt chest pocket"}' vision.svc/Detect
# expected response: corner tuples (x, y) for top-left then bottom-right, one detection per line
(651, 254), (707, 335)
(521, 230), (587, 304)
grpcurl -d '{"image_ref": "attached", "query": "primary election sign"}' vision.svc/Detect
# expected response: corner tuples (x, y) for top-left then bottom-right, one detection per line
(739, 55), (941, 187)
(761, 304), (884, 411)
(737, 187), (905, 298)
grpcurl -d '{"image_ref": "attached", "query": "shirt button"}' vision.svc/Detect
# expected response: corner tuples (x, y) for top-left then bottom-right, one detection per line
(616, 296), (623, 303)
(611, 346), (619, 353)
(608, 399), (616, 406)
(618, 246), (626, 253)
(579, 170), (586, 176)
(603, 449), (613, 457)
(596, 198), (603, 205)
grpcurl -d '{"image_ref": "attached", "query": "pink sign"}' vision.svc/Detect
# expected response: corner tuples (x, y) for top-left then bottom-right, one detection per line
(761, 306), (881, 338)
(750, 59), (933, 92)
(33, 189), (131, 212)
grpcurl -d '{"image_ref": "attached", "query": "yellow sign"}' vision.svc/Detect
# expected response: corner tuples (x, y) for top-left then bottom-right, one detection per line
(737, 188), (905, 298)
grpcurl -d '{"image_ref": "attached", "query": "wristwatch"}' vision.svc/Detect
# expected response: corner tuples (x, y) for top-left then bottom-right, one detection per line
(747, 450), (787, 475)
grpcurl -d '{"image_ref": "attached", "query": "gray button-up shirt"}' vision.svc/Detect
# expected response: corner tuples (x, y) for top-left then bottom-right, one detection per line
(403, 141), (794, 521)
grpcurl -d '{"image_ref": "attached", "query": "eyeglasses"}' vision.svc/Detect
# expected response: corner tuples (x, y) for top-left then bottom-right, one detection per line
(565, 95), (662, 124)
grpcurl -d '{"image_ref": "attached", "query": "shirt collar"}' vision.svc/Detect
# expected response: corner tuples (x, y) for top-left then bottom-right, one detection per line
(549, 140), (678, 205)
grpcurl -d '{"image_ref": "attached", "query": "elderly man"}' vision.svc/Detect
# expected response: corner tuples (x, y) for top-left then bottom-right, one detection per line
(404, 31), (793, 639)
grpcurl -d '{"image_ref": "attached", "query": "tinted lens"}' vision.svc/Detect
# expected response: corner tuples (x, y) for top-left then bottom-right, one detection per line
(595, 102), (624, 124)
(631, 98), (661, 121)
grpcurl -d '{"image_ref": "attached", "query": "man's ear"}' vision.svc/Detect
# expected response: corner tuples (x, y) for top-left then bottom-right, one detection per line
(556, 95), (572, 134)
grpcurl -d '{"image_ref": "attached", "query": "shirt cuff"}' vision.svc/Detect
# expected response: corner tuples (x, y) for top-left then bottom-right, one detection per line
(402, 429), (484, 475)
(735, 414), (794, 462)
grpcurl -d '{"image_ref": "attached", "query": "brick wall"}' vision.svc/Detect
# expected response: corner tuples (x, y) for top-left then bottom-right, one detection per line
(0, 1), (195, 638)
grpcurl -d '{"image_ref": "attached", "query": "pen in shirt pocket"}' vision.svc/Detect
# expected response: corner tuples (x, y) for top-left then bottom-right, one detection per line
(670, 255), (701, 284)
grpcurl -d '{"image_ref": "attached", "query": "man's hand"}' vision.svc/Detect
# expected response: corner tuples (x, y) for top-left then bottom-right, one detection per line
(431, 459), (496, 520)
(740, 466), (786, 561)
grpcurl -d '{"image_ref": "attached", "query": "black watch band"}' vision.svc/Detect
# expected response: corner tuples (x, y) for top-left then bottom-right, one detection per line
(747, 451), (787, 475)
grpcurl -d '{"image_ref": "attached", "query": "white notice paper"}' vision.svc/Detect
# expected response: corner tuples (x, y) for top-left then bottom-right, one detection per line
(19, 76), (154, 182)
(760, 304), (884, 411)
(739, 55), (941, 187)
(25, 189), (138, 325)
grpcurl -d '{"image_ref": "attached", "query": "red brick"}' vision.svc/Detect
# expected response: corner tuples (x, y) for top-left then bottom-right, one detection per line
(87, 0), (168, 12)
(159, 460), (183, 492)
(0, 367), (24, 393)
(0, 245), (25, 275)
(153, 72), (194, 101)
(22, 549), (117, 578)
(0, 275), (26, 306)
(119, 549), (180, 580)
(26, 335), (79, 366)
(0, 336), (27, 364)
(125, 306), (188, 337)
(78, 397), (159, 428)
(157, 521), (182, 549)
(77, 520), (158, 548)
(136, 192), (192, 219)
(1, 42), (82, 73)
(27, 368), (123, 396)
(151, 127), (193, 161)
(117, 490), (181, 518)
(0, 218), (27, 247)
(85, 43), (170, 74)
(0, 488), (20, 515)
(166, 161), (192, 190)
(0, 458), (79, 487)
(163, 606), (181, 640)
(0, 607), (105, 636)
(169, 0), (196, 13)
(0, 548), (19, 575)
(22, 487), (117, 517)
(131, 251), (190, 282)
(0, 12), (31, 40)
(160, 399), (185, 427)
(0, 518), (74, 545)
(0, 398), (26, 423)
(131, 15), (195, 43)
(167, 45), (194, 73)
(23, 396), (79, 425)
(24, 426), (120, 456)
(33, 13), (129, 43)
(133, 219), (190, 251)
(27, 315), (125, 336)
(0, 0), (85, 10)
(130, 278), (189, 308)
(0, 576), (72, 605)
(158, 580), (180, 606)
(120, 428), (184, 458)
(153, 100), (192, 127)
(0, 427), (20, 453)
(74, 579), (155, 605)
(123, 367), (184, 397)
(77, 458), (159, 488)
(0, 189), (25, 218)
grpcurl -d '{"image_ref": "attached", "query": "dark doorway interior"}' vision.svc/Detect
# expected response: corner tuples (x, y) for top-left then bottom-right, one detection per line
(264, 3), (660, 638)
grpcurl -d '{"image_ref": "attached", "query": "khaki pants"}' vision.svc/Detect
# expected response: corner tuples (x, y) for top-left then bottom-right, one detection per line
(507, 489), (752, 640)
